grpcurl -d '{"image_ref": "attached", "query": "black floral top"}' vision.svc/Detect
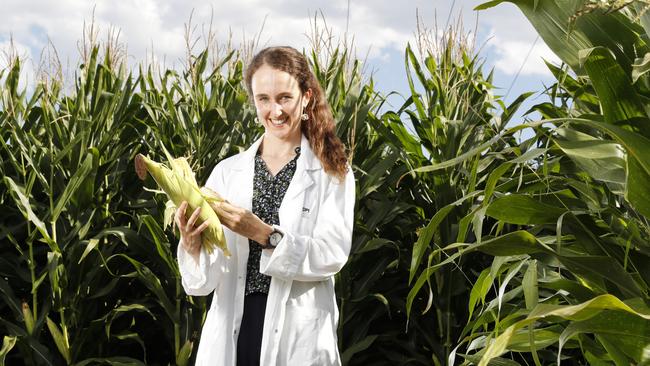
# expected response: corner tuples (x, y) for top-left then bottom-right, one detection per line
(245, 146), (301, 296)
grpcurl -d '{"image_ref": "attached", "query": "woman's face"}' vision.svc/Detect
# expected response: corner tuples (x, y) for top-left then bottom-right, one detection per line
(251, 64), (311, 143)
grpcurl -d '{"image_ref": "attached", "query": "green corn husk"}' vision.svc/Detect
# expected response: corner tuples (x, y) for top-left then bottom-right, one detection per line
(135, 149), (229, 257)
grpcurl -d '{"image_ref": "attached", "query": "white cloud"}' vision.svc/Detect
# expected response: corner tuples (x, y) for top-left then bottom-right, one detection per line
(0, 0), (452, 66)
(0, 0), (562, 92)
(488, 36), (561, 76)
(468, 0), (557, 76)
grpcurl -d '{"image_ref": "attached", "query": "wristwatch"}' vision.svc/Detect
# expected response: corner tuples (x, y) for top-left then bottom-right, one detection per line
(268, 229), (283, 248)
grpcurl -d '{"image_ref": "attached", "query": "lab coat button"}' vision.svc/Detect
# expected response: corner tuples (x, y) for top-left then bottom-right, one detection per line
(274, 329), (278, 333)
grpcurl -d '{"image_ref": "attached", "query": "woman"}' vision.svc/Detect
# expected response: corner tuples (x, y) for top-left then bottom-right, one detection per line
(174, 46), (355, 366)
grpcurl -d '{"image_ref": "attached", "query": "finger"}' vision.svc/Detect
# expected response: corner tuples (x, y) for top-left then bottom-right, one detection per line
(216, 201), (238, 214)
(213, 204), (236, 224)
(220, 203), (248, 221)
(187, 206), (202, 228)
(215, 215), (232, 230)
(208, 201), (220, 213)
(192, 220), (211, 235)
(175, 201), (188, 229)
(200, 186), (223, 201)
(211, 202), (227, 218)
(226, 202), (247, 216)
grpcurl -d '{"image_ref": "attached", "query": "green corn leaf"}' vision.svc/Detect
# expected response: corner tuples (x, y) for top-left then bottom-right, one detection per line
(500, 92), (534, 128)
(408, 231), (547, 318)
(410, 204), (454, 283)
(107, 254), (176, 323)
(632, 52), (650, 83)
(474, 0), (508, 10)
(404, 44), (427, 121)
(351, 255), (392, 301)
(468, 268), (493, 321)
(626, 157), (650, 219)
(506, 326), (563, 352)
(555, 127), (625, 188)
(483, 162), (513, 202)
(140, 215), (178, 276)
(355, 238), (394, 254)
(460, 353), (524, 366)
(341, 335), (379, 365)
(74, 357), (147, 366)
(407, 132), (503, 175)
(3, 177), (56, 250)
(563, 118), (650, 217)
(559, 310), (650, 364)
(480, 0), (643, 75)
(46, 317), (70, 364)
(78, 239), (99, 264)
(102, 303), (155, 340)
(0, 336), (17, 366)
(0, 277), (22, 319)
(478, 294), (650, 366)
(523, 260), (538, 310)
(410, 191), (482, 283)
(486, 195), (567, 225)
(557, 255), (644, 298)
(579, 47), (646, 124)
(176, 340), (194, 366)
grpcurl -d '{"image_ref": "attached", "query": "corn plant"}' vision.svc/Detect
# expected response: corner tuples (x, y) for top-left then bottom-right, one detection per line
(321, 19), (534, 364)
(405, 1), (650, 365)
(3, 7), (649, 365)
(390, 22), (535, 364)
(0, 39), (260, 364)
(318, 49), (435, 364)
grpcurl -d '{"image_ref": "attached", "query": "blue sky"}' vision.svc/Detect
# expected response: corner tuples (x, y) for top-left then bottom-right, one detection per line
(1, 0), (559, 128)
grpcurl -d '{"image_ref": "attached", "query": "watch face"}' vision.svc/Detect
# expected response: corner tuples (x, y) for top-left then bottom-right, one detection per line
(270, 232), (282, 247)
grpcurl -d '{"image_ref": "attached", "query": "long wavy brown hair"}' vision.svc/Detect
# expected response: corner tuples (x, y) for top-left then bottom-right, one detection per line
(244, 46), (349, 181)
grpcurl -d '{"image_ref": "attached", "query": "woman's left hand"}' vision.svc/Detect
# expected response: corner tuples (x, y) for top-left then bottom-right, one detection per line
(211, 201), (273, 247)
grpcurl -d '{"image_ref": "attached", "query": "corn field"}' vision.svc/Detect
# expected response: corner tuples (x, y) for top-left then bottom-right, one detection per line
(1, 1), (649, 365)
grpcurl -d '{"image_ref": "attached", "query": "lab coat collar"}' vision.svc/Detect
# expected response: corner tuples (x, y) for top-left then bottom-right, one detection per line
(231, 133), (322, 172)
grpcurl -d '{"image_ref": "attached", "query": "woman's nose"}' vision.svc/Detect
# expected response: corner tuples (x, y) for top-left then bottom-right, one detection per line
(270, 102), (283, 117)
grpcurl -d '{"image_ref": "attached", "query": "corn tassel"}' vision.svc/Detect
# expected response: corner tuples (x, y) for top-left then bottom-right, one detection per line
(135, 150), (229, 257)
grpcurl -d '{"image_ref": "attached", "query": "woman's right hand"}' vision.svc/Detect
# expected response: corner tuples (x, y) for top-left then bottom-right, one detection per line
(175, 201), (210, 261)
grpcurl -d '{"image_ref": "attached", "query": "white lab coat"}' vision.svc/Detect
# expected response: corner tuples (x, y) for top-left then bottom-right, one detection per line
(177, 133), (355, 366)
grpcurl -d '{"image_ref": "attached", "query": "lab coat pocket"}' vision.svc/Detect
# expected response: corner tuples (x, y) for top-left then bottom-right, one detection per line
(279, 305), (326, 365)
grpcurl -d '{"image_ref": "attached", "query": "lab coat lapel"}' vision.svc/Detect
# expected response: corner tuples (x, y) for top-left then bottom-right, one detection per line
(229, 136), (263, 211)
(228, 136), (262, 267)
(279, 134), (318, 232)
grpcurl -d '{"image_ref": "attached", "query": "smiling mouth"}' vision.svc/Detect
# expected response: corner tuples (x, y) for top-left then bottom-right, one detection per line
(270, 118), (287, 126)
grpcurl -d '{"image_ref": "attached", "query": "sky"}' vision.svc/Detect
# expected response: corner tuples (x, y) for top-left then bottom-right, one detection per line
(1, 0), (561, 126)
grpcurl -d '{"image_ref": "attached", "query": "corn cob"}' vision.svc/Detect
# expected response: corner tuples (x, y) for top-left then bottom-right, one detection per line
(135, 150), (229, 257)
